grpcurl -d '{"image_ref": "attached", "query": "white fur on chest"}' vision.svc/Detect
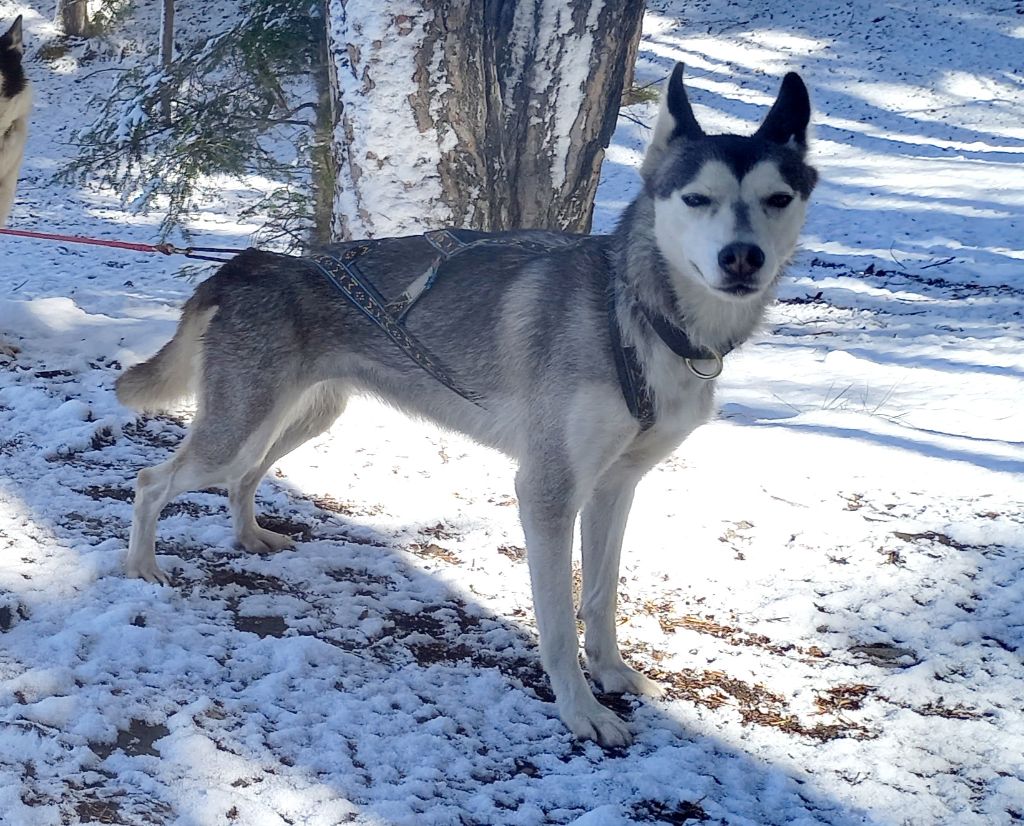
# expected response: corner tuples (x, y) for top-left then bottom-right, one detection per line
(635, 345), (717, 463)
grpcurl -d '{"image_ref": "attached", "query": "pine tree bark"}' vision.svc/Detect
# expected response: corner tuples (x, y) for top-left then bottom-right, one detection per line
(324, 0), (643, 240)
(311, 2), (338, 245)
(159, 0), (175, 123)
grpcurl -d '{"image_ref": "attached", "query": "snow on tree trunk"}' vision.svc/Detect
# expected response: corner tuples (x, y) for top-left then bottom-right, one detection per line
(324, 0), (643, 240)
(56, 0), (90, 37)
(324, 0), (449, 240)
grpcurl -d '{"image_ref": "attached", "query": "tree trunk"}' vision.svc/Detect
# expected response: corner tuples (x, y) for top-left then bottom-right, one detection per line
(325, 0), (644, 240)
(56, 0), (90, 37)
(312, 0), (339, 245)
(160, 0), (175, 124)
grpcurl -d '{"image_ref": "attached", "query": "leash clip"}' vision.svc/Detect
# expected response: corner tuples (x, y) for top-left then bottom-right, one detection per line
(684, 351), (723, 380)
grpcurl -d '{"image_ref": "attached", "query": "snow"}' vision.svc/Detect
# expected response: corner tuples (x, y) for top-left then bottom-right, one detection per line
(1, 0), (1023, 824)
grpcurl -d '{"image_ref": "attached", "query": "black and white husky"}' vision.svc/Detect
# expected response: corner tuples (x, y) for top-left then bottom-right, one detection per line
(117, 65), (817, 746)
(0, 15), (29, 227)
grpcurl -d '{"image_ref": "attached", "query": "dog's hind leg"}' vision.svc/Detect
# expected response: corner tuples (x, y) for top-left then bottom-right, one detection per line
(516, 461), (633, 748)
(228, 469), (293, 555)
(227, 383), (348, 554)
(125, 434), (229, 584)
(125, 382), (313, 583)
(579, 464), (665, 699)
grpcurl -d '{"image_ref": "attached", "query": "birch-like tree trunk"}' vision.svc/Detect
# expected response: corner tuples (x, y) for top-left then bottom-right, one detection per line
(324, 0), (644, 240)
(56, 0), (90, 37)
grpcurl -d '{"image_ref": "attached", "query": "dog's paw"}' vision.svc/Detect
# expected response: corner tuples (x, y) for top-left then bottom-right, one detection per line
(125, 557), (173, 586)
(238, 527), (295, 554)
(592, 662), (665, 698)
(559, 697), (633, 748)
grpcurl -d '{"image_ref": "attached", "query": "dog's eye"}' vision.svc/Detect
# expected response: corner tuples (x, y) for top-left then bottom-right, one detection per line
(765, 192), (794, 209)
(681, 193), (711, 208)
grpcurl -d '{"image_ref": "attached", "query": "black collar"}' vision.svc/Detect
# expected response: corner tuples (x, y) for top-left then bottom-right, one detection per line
(609, 288), (734, 431)
(637, 304), (729, 362)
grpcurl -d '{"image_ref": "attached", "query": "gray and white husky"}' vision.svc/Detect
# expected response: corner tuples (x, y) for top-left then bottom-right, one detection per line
(0, 15), (29, 227)
(117, 64), (817, 746)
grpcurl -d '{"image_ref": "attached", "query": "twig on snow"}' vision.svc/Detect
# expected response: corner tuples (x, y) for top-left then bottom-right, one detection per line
(919, 256), (956, 270)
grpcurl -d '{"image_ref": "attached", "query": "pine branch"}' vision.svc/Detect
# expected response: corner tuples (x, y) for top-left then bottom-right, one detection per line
(58, 0), (323, 248)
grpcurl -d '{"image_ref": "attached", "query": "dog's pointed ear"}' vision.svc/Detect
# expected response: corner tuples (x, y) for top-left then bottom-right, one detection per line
(641, 63), (704, 179)
(663, 63), (703, 141)
(755, 72), (811, 151)
(2, 15), (24, 53)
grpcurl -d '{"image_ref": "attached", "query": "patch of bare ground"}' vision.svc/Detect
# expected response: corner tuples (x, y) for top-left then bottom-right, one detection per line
(879, 696), (988, 720)
(419, 522), (459, 541)
(78, 484), (133, 502)
(642, 601), (827, 660)
(642, 659), (872, 741)
(631, 798), (710, 823)
(89, 719), (171, 760)
(407, 541), (460, 564)
(308, 493), (384, 517)
(814, 683), (874, 714)
(121, 415), (189, 449)
(893, 529), (965, 549)
(497, 543), (525, 561)
(384, 601), (553, 700)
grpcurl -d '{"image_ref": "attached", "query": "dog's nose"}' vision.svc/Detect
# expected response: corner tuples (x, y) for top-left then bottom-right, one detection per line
(718, 242), (765, 279)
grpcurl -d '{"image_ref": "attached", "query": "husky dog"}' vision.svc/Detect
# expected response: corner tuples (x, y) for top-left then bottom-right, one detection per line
(117, 65), (816, 746)
(0, 15), (29, 227)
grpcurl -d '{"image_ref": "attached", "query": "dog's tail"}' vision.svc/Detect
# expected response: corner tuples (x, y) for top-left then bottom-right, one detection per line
(116, 291), (217, 412)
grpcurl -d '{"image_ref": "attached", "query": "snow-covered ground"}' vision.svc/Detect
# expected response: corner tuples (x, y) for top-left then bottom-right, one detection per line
(1, 1), (1022, 824)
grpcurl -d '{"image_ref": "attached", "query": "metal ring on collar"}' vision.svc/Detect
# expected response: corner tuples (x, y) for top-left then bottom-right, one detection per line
(684, 351), (723, 380)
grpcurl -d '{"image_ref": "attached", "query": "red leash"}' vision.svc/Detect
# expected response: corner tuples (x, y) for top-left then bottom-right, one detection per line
(0, 228), (241, 261)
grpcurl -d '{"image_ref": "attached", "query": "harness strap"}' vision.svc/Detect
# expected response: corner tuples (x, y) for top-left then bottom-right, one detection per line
(387, 229), (461, 320)
(423, 228), (467, 257)
(389, 229), (569, 321)
(608, 288), (656, 431)
(308, 249), (484, 407)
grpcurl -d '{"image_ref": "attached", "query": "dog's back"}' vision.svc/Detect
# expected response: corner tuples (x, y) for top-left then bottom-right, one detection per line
(0, 15), (30, 227)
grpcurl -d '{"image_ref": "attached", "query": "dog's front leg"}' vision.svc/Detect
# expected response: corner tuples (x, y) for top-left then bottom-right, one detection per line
(579, 468), (664, 699)
(515, 465), (633, 747)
